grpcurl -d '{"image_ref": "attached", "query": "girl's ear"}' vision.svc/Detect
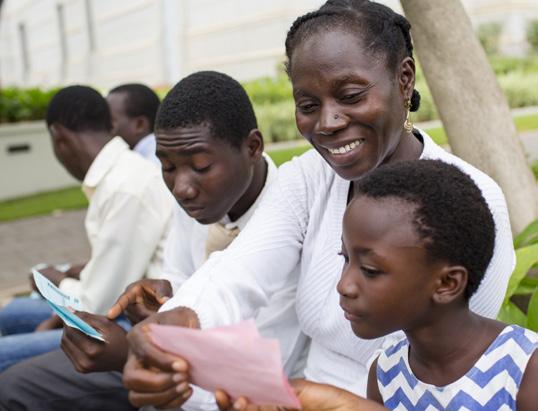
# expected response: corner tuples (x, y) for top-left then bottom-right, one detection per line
(432, 265), (468, 305)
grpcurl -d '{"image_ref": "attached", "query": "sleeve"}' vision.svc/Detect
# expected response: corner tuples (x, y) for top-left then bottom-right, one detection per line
(159, 154), (315, 329)
(469, 177), (516, 318)
(158, 207), (197, 293)
(59, 190), (171, 315)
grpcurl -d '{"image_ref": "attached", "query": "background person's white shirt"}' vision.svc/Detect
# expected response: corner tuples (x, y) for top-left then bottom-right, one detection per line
(59, 137), (173, 314)
(133, 133), (160, 166)
(161, 130), (515, 396)
(159, 154), (308, 411)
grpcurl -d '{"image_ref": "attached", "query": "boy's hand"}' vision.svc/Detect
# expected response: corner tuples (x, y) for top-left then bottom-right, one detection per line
(61, 311), (128, 373)
(123, 307), (199, 408)
(31, 266), (66, 288)
(107, 279), (173, 324)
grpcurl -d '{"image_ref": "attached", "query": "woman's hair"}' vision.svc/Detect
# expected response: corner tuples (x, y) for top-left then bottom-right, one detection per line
(353, 160), (495, 300)
(285, 0), (421, 112)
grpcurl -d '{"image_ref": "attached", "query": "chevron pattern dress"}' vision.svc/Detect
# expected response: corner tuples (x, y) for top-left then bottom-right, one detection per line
(376, 325), (538, 410)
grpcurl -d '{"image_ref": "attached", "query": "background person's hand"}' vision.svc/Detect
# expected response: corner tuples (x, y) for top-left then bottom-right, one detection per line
(107, 279), (173, 324)
(35, 314), (63, 332)
(30, 265), (66, 288)
(123, 308), (199, 409)
(60, 311), (128, 373)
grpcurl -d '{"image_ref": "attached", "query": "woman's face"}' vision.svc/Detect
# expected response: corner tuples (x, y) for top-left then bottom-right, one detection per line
(290, 29), (414, 181)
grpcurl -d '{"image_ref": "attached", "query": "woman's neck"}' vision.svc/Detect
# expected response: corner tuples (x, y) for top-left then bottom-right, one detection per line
(405, 307), (504, 387)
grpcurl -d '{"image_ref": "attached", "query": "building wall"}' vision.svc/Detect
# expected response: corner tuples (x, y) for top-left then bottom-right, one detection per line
(0, 0), (537, 88)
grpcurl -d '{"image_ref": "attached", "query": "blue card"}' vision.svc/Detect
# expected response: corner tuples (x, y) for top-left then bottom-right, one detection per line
(32, 269), (105, 342)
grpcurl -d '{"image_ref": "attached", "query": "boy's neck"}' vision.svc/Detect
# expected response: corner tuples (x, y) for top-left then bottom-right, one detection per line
(405, 307), (504, 387)
(227, 158), (268, 222)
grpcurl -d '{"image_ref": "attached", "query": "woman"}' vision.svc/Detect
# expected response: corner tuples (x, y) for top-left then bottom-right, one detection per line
(123, 1), (514, 409)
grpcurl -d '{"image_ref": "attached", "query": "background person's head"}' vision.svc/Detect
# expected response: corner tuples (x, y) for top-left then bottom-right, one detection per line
(107, 83), (160, 149)
(285, 0), (421, 182)
(338, 160), (495, 339)
(155, 70), (265, 225)
(46, 85), (112, 181)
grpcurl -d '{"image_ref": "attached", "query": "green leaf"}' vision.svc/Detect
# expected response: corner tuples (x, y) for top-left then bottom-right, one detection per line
(526, 289), (538, 331)
(505, 244), (538, 302)
(514, 219), (538, 248)
(498, 301), (528, 327)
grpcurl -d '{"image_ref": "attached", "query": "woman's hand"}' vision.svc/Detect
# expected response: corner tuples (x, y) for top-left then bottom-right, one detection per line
(215, 379), (388, 411)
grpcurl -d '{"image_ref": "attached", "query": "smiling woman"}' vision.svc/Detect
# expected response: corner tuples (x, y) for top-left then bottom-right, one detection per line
(121, 1), (515, 409)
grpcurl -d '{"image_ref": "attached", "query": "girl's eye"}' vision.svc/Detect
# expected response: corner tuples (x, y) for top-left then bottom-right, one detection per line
(338, 251), (349, 264)
(361, 266), (381, 278)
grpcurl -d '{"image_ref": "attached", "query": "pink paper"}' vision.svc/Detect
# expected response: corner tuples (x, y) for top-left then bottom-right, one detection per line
(149, 320), (300, 409)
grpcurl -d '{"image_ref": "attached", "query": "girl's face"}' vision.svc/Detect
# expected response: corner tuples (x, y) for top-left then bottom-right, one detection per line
(289, 29), (415, 181)
(337, 196), (442, 339)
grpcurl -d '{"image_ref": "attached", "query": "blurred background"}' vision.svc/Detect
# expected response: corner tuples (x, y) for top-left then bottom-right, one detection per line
(1, 0), (538, 304)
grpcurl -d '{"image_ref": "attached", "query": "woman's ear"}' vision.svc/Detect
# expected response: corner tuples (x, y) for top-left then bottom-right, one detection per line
(432, 265), (468, 305)
(244, 128), (264, 160)
(398, 56), (416, 100)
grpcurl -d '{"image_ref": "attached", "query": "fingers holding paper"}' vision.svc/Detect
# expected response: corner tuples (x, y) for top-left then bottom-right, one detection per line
(107, 279), (173, 323)
(61, 311), (128, 373)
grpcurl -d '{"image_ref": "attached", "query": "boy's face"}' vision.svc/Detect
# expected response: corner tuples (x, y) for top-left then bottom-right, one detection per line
(155, 123), (256, 225)
(337, 196), (443, 339)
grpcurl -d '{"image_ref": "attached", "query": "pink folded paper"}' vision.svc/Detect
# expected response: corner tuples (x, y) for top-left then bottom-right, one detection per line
(149, 320), (300, 409)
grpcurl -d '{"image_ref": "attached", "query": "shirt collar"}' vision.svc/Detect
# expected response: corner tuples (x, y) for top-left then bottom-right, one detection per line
(133, 133), (155, 154)
(82, 137), (129, 199)
(220, 152), (277, 231)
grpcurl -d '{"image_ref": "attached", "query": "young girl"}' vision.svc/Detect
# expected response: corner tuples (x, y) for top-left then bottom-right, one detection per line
(216, 159), (537, 411)
(338, 159), (538, 410)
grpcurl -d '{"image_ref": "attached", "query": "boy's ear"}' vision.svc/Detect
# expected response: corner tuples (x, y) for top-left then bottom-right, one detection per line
(244, 128), (264, 160)
(432, 265), (468, 305)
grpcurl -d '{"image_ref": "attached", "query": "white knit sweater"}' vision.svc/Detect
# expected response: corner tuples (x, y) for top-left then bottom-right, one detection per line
(162, 131), (515, 396)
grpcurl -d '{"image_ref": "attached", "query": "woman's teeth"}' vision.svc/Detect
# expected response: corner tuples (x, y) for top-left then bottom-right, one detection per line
(327, 140), (362, 155)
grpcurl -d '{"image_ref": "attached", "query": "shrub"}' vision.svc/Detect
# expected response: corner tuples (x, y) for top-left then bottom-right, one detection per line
(254, 100), (301, 143)
(527, 20), (538, 55)
(477, 22), (502, 55)
(0, 87), (60, 124)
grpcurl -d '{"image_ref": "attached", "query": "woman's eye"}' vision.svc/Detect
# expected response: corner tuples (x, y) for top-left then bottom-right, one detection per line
(297, 102), (318, 113)
(341, 93), (362, 103)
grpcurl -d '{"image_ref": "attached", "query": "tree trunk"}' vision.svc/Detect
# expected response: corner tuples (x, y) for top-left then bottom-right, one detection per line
(401, 0), (538, 235)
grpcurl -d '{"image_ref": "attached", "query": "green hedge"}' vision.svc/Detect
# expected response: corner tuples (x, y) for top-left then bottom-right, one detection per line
(0, 87), (60, 123)
(2, 56), (538, 143)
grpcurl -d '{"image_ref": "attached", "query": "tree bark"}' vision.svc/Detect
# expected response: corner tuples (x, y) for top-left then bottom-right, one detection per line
(401, 0), (538, 235)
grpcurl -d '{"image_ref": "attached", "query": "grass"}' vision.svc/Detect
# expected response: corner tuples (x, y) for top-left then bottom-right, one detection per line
(2, 111), (538, 223)
(0, 186), (87, 222)
(422, 112), (538, 146)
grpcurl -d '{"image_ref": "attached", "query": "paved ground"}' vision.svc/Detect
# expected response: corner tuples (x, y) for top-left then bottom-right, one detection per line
(0, 209), (89, 303)
(1, 131), (537, 305)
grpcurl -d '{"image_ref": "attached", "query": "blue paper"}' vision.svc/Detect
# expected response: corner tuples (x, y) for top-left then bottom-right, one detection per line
(32, 269), (105, 342)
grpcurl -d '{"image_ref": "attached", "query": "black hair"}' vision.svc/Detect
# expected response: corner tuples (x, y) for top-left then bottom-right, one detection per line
(46, 85), (112, 133)
(354, 159), (495, 300)
(285, 0), (421, 111)
(108, 83), (160, 131)
(155, 71), (258, 149)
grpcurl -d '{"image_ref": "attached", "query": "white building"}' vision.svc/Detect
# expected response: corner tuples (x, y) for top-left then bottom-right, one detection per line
(0, 0), (537, 89)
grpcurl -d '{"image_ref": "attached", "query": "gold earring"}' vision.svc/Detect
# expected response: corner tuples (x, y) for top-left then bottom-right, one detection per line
(404, 99), (413, 133)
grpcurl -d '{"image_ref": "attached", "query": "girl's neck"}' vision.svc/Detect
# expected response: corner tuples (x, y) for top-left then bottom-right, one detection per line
(405, 307), (504, 387)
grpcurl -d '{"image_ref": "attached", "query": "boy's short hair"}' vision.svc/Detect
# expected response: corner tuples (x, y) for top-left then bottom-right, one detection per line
(155, 71), (258, 149)
(46, 85), (112, 133)
(108, 83), (160, 130)
(354, 159), (495, 300)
